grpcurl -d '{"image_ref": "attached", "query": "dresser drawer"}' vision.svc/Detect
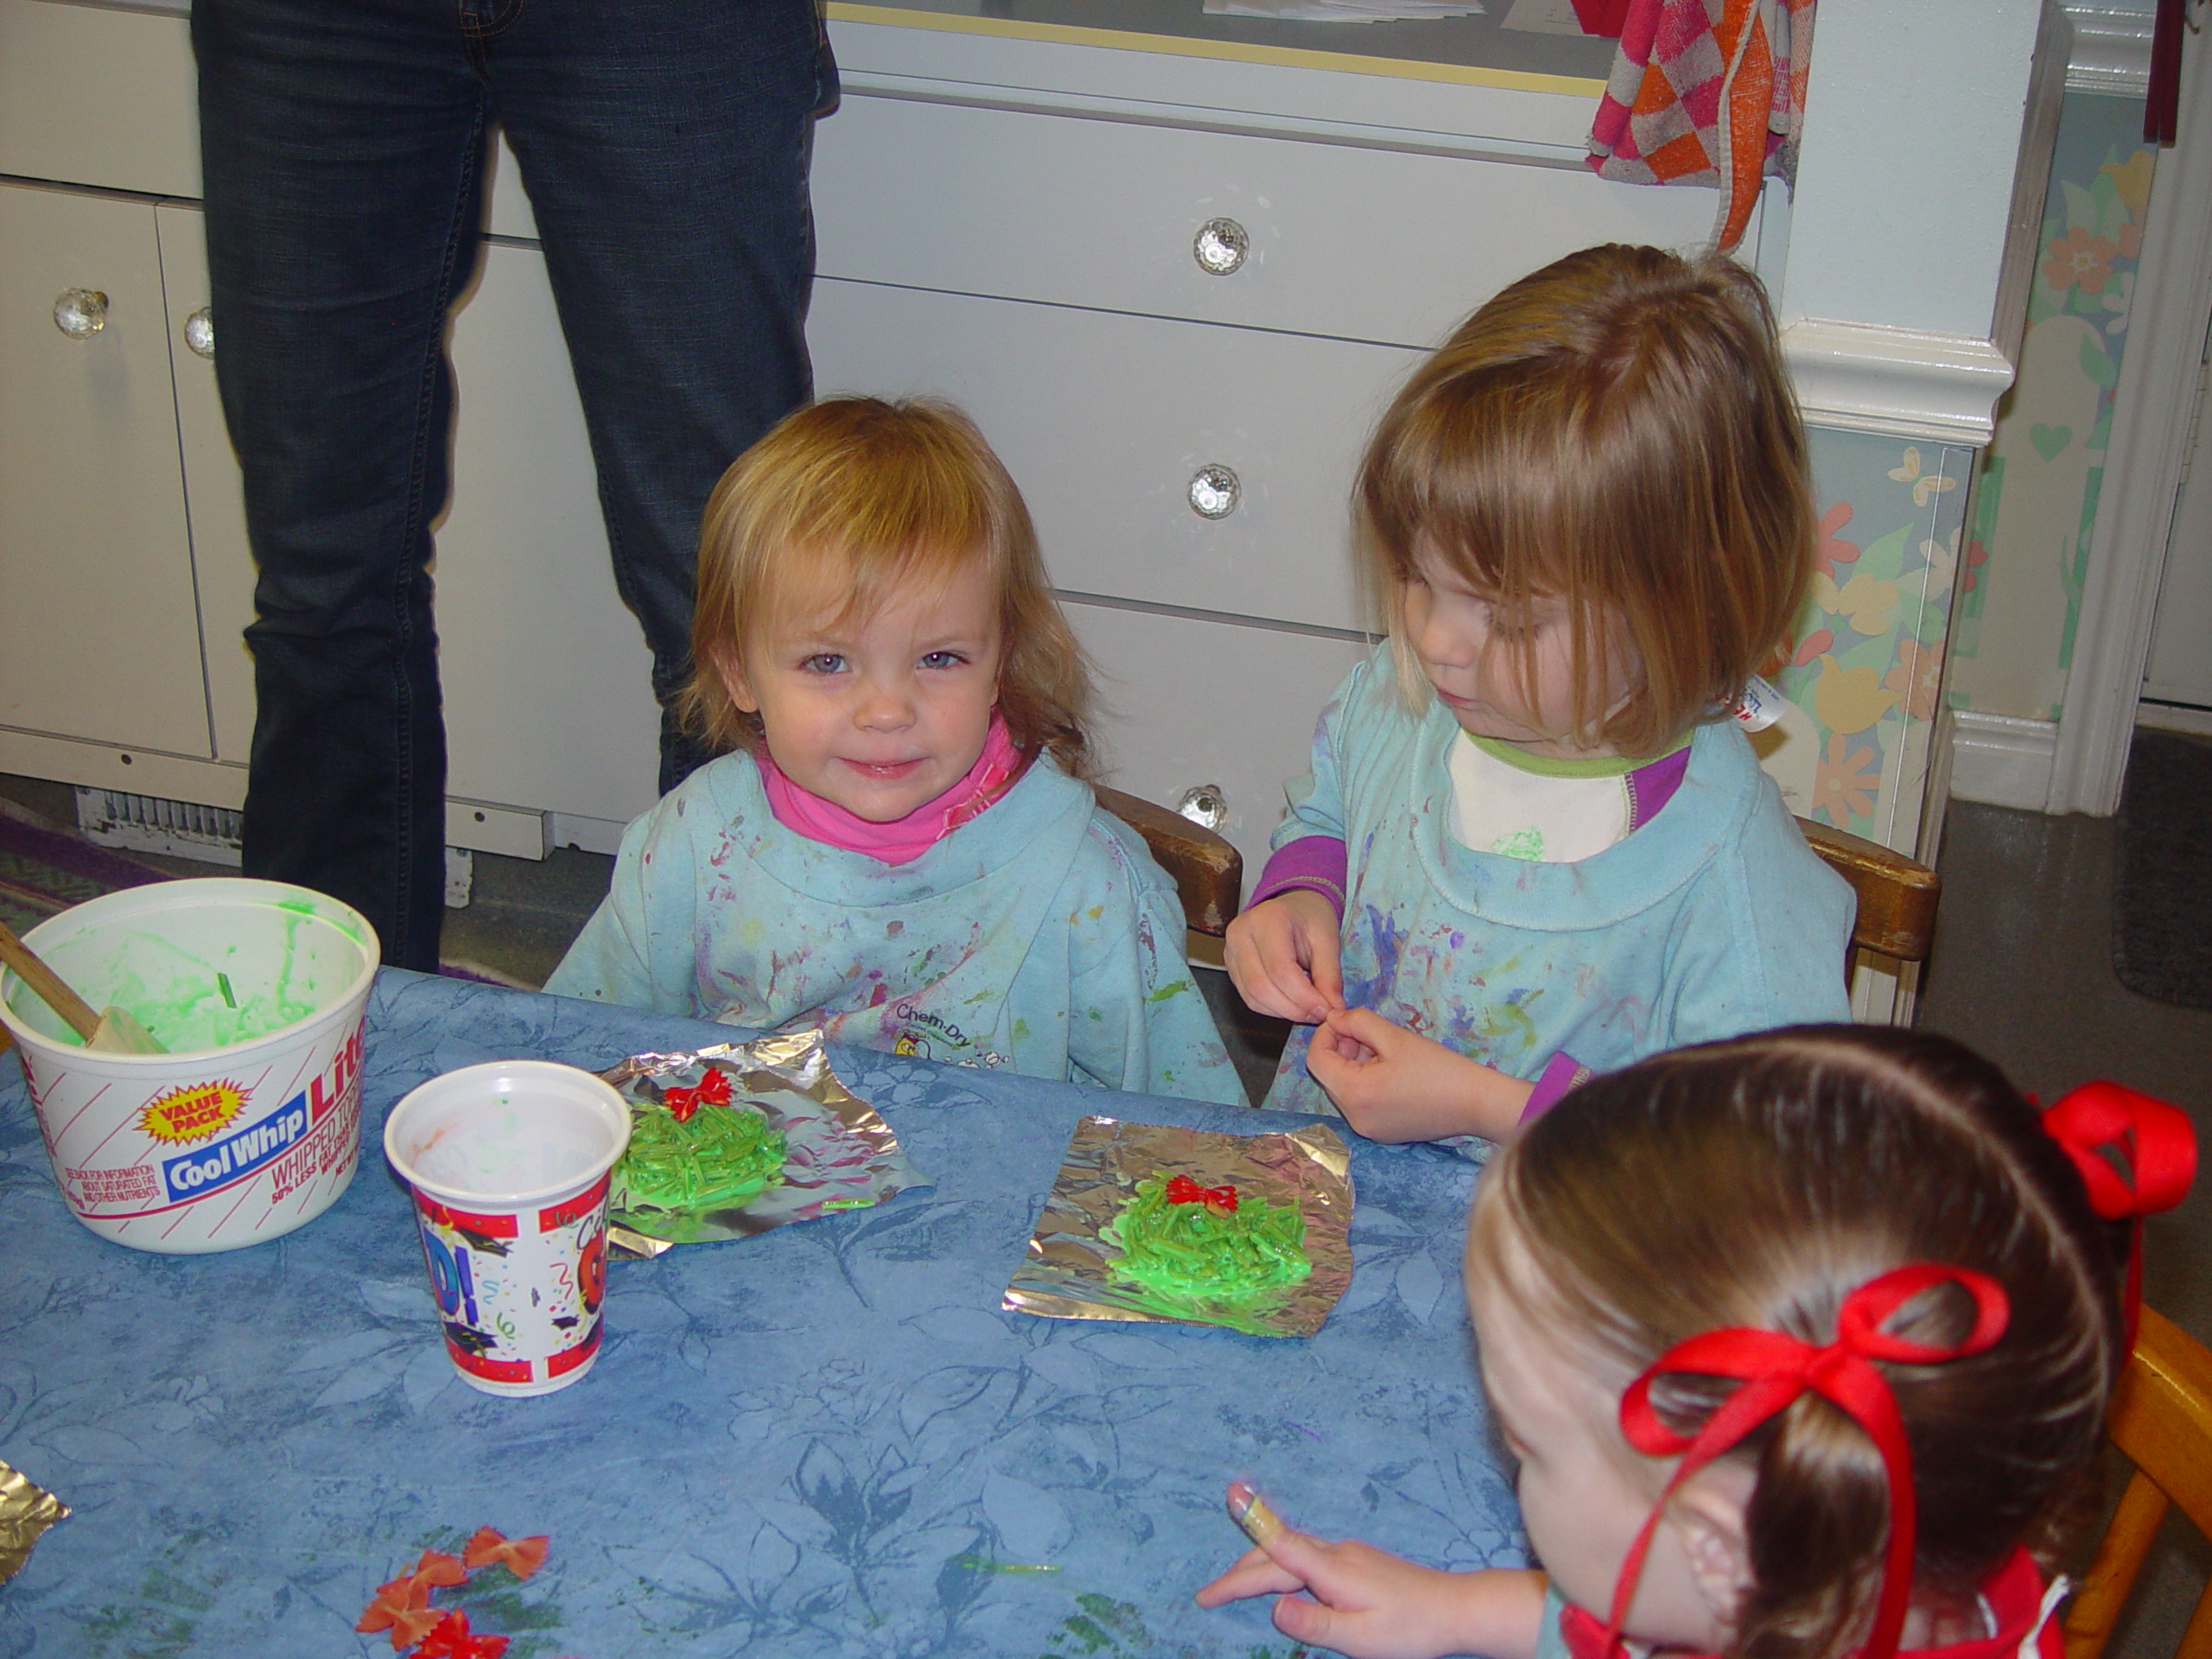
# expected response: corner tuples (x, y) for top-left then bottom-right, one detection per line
(0, 0), (199, 200)
(810, 276), (1420, 632)
(812, 94), (1724, 350)
(1067, 599), (1372, 893)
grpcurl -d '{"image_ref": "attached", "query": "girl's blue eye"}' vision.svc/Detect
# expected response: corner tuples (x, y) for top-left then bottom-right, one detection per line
(801, 652), (846, 675)
(918, 650), (967, 671)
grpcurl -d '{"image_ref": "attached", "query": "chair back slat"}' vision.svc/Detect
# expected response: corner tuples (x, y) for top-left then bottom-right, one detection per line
(1094, 786), (1243, 938)
(1796, 816), (1941, 964)
(2065, 1306), (2212, 1659)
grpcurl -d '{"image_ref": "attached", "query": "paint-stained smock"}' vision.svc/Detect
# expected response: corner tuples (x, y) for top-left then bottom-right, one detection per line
(1260, 647), (1853, 1128)
(546, 751), (1248, 1105)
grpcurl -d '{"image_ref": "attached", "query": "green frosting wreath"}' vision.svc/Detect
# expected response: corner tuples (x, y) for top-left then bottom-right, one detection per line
(619, 1097), (787, 1213)
(1102, 1173), (1311, 1302)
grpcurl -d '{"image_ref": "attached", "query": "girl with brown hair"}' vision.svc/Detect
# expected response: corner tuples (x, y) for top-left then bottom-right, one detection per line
(1200, 1027), (2194, 1659)
(1226, 245), (1853, 1145)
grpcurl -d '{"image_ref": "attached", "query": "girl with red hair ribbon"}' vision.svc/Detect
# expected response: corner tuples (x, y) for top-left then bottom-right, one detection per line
(1199, 1026), (2194, 1659)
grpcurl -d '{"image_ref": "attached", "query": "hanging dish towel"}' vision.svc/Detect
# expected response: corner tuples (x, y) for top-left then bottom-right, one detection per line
(1585, 0), (1815, 252)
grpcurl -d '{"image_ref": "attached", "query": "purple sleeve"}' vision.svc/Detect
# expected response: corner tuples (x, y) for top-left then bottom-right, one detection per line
(1626, 746), (1691, 830)
(1250, 836), (1348, 922)
(1521, 1052), (1595, 1123)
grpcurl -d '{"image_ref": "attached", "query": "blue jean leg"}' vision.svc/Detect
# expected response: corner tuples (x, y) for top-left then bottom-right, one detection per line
(194, 0), (826, 968)
(194, 0), (486, 971)
(482, 0), (828, 793)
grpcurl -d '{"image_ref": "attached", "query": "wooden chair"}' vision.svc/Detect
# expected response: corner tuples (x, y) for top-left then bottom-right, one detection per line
(1796, 816), (1942, 966)
(1096, 785), (1243, 938)
(1090, 794), (1940, 963)
(2064, 1305), (2212, 1659)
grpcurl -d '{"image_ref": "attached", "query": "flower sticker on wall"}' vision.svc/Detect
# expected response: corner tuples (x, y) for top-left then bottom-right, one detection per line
(1813, 654), (1902, 736)
(1813, 733), (1882, 825)
(1813, 570), (1899, 636)
(1888, 448), (1957, 507)
(1816, 501), (1861, 578)
(2044, 226), (2120, 295)
(1884, 638), (1944, 723)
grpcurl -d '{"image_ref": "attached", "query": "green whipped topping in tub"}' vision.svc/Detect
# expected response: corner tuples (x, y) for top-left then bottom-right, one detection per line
(1103, 1173), (1312, 1303)
(619, 1090), (788, 1214)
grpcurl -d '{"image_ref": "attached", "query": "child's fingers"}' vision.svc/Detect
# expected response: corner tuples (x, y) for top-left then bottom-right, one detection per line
(1195, 1547), (1307, 1606)
(1250, 939), (1332, 1023)
(1304, 929), (1345, 1008)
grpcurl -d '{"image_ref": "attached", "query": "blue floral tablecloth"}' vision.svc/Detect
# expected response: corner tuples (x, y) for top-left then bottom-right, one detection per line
(0, 969), (1523, 1657)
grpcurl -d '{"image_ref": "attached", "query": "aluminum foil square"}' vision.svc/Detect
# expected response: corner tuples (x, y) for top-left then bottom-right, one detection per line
(0, 1459), (67, 1584)
(1003, 1115), (1354, 1338)
(598, 1029), (920, 1257)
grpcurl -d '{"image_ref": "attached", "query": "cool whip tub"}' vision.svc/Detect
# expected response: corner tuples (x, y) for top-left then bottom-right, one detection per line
(384, 1061), (630, 1397)
(0, 878), (378, 1254)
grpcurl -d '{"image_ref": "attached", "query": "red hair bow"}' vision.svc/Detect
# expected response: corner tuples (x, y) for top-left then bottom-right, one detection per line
(2044, 1082), (2195, 1219)
(2044, 1081), (2196, 1348)
(1603, 1265), (2010, 1659)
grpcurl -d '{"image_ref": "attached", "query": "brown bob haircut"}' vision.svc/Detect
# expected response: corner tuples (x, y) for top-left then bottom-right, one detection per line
(1360, 244), (1816, 757)
(680, 396), (1096, 780)
(1471, 1027), (2125, 1659)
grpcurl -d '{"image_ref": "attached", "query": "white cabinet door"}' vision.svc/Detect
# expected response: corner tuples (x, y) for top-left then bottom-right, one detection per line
(435, 240), (664, 826)
(1066, 599), (1372, 891)
(164, 207), (664, 827)
(0, 181), (212, 756)
(158, 202), (258, 766)
(810, 277), (1419, 632)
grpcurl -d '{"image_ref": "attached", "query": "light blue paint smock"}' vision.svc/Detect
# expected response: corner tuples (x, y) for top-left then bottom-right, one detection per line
(1261, 648), (1853, 1125)
(546, 751), (1248, 1105)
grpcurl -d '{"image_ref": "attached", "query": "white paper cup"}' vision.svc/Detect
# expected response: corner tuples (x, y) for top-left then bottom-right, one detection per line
(384, 1060), (631, 1397)
(0, 878), (378, 1254)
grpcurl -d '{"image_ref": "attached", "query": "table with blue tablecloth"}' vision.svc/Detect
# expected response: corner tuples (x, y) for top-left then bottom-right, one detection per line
(0, 969), (1524, 1656)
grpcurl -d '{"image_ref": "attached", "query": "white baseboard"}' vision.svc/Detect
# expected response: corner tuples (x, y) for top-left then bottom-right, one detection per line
(1946, 709), (2059, 809)
(2137, 701), (2212, 737)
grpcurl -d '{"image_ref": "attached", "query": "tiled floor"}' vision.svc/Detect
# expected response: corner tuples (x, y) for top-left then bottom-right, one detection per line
(7, 768), (2207, 1648)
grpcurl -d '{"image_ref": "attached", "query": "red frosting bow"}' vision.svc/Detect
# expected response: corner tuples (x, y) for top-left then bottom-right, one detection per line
(662, 1067), (733, 1124)
(1602, 1265), (2010, 1659)
(2043, 1081), (2196, 1349)
(1165, 1175), (1239, 1213)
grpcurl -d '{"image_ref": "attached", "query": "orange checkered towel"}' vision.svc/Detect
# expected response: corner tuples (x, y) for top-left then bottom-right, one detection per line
(1586, 0), (1815, 252)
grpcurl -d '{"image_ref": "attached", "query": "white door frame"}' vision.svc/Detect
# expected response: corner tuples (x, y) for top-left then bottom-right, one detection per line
(2048, 21), (2212, 814)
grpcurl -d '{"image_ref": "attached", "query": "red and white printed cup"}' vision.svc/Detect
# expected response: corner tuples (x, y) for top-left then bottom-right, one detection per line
(384, 1060), (630, 1397)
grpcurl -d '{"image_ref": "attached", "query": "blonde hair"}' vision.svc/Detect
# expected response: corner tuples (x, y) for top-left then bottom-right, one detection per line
(1359, 244), (1816, 757)
(681, 397), (1096, 779)
(1470, 1027), (2123, 1659)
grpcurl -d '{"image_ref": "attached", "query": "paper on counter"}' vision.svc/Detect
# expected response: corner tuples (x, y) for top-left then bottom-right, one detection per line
(0, 1459), (67, 1584)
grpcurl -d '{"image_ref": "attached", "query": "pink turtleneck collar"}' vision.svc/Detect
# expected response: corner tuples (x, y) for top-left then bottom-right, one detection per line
(755, 715), (1027, 865)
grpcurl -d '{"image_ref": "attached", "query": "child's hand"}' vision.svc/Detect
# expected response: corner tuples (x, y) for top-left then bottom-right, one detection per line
(1224, 891), (1344, 1024)
(1305, 1008), (1535, 1143)
(1196, 1510), (1546, 1659)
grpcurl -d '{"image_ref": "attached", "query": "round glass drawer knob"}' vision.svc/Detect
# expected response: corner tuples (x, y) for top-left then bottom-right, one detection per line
(183, 307), (215, 359)
(1192, 218), (1249, 276)
(53, 288), (109, 340)
(1177, 784), (1229, 830)
(1188, 464), (1241, 519)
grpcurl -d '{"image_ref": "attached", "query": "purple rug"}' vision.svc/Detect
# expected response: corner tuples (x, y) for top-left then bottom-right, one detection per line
(0, 807), (171, 935)
(0, 807), (529, 989)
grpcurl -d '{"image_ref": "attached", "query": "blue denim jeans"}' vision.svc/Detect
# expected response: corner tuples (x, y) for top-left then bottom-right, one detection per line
(194, 0), (831, 969)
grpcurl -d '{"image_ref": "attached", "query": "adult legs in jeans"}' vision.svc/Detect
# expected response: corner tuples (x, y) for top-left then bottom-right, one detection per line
(194, 0), (823, 971)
